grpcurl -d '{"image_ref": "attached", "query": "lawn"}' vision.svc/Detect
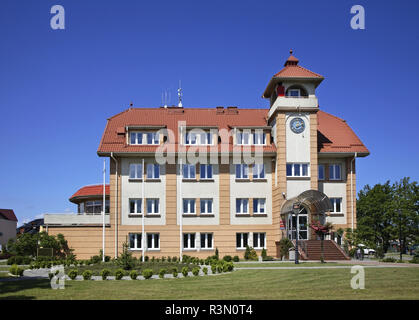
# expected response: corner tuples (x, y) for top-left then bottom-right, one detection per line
(0, 267), (418, 300)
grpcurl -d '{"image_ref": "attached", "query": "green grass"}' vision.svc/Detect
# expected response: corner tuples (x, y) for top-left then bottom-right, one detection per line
(0, 267), (418, 300)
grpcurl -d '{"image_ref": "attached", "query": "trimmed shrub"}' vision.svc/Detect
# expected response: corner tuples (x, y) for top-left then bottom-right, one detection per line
(223, 255), (232, 262)
(90, 255), (101, 264)
(226, 262), (234, 272)
(216, 263), (223, 273)
(159, 268), (167, 279)
(192, 267), (200, 276)
(167, 256), (172, 262)
(172, 256), (177, 262)
(244, 246), (258, 261)
(130, 270), (139, 280)
(380, 257), (397, 263)
(145, 256), (149, 262)
(115, 269), (125, 280)
(172, 267), (178, 278)
(181, 266), (189, 277)
(261, 248), (267, 260)
(82, 270), (92, 280)
(9, 264), (24, 276)
(215, 248), (219, 260)
(142, 269), (153, 279)
(101, 268), (111, 280)
(409, 256), (419, 264)
(211, 264), (217, 274)
(233, 256), (240, 262)
(68, 269), (78, 280)
(202, 267), (208, 275)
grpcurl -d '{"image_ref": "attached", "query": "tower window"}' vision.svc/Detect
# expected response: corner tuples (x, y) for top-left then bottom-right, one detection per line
(287, 89), (300, 97)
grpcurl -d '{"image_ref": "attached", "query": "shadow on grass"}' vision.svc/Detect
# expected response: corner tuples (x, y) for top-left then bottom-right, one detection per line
(0, 279), (51, 300)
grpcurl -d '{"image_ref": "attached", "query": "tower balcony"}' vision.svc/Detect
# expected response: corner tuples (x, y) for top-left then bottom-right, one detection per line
(269, 96), (318, 118)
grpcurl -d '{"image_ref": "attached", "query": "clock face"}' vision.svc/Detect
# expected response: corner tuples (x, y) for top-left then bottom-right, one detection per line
(290, 117), (305, 134)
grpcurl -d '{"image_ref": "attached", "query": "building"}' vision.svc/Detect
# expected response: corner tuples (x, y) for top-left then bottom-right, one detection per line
(0, 209), (18, 250)
(45, 52), (369, 260)
(17, 218), (44, 235)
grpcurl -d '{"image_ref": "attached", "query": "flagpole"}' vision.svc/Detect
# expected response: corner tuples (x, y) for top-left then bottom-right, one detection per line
(142, 158), (145, 262)
(102, 159), (106, 262)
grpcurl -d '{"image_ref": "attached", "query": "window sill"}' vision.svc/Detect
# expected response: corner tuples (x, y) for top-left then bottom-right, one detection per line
(182, 179), (197, 182)
(129, 249), (143, 251)
(183, 249), (197, 251)
(128, 214), (143, 217)
(252, 178), (267, 182)
(146, 214), (161, 218)
(235, 214), (251, 217)
(199, 214), (215, 217)
(252, 214), (268, 217)
(198, 179), (215, 182)
(145, 179), (161, 182)
(200, 248), (214, 251)
(147, 249), (160, 252)
(329, 213), (344, 217)
(128, 178), (143, 182)
(235, 179), (250, 182)
(286, 176), (310, 180)
(183, 214), (198, 217)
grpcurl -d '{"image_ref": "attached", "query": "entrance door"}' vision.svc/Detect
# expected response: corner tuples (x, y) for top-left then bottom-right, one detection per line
(287, 213), (308, 240)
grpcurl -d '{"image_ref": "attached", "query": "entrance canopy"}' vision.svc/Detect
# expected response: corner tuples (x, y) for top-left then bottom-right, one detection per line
(281, 190), (333, 216)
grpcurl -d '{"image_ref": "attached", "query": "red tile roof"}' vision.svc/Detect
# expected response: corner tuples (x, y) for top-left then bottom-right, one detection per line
(97, 107), (277, 154)
(69, 184), (110, 203)
(0, 209), (18, 222)
(97, 107), (368, 157)
(317, 110), (369, 155)
(273, 53), (323, 79)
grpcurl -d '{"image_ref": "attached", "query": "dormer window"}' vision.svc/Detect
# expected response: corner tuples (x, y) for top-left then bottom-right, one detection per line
(146, 132), (159, 145)
(236, 131), (251, 145)
(130, 132), (143, 145)
(236, 130), (266, 145)
(184, 130), (213, 145)
(129, 131), (159, 145)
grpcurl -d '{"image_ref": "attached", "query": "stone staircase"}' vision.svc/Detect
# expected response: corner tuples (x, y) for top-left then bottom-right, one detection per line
(297, 240), (350, 260)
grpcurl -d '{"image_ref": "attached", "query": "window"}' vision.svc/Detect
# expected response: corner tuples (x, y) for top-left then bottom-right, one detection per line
(253, 164), (265, 179)
(200, 132), (213, 145)
(85, 201), (102, 214)
(318, 164), (325, 180)
(78, 202), (84, 214)
(105, 200), (110, 213)
(183, 199), (196, 214)
(329, 164), (342, 180)
(200, 164), (213, 179)
(129, 233), (142, 250)
(236, 131), (250, 145)
(129, 163), (142, 179)
(253, 233), (266, 249)
(129, 199), (142, 214)
(146, 199), (159, 215)
(235, 164), (249, 179)
(146, 163), (160, 179)
(236, 233), (249, 249)
(236, 198), (249, 214)
(200, 199), (213, 214)
(287, 89), (300, 97)
(184, 131), (198, 145)
(200, 233), (213, 249)
(147, 233), (159, 250)
(183, 233), (196, 249)
(253, 132), (266, 145)
(182, 164), (196, 179)
(253, 198), (266, 214)
(146, 132), (159, 145)
(130, 132), (143, 145)
(286, 163), (309, 177)
(330, 198), (342, 213)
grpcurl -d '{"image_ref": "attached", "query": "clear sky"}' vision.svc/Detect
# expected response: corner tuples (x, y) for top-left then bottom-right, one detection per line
(1, 0), (418, 225)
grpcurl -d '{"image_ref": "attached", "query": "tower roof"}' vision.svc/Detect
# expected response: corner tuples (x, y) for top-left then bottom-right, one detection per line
(262, 50), (324, 98)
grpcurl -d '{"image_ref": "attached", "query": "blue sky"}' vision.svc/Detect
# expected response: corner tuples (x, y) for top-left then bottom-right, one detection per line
(0, 0), (418, 225)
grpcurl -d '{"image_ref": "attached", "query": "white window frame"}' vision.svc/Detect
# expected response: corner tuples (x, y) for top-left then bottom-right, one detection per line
(236, 233), (249, 249)
(253, 132), (266, 145)
(183, 233), (196, 250)
(200, 233), (213, 249)
(330, 198), (342, 213)
(146, 132), (159, 145)
(287, 89), (300, 97)
(146, 198), (159, 215)
(85, 200), (102, 215)
(146, 163), (160, 179)
(286, 163), (310, 177)
(129, 233), (142, 250)
(130, 132), (144, 145)
(329, 164), (342, 181)
(129, 199), (142, 215)
(253, 198), (266, 215)
(253, 163), (265, 179)
(182, 164), (196, 179)
(129, 163), (143, 180)
(200, 164), (213, 180)
(318, 164), (325, 181)
(253, 232), (266, 249)
(236, 130), (251, 145)
(147, 233), (160, 250)
(200, 199), (213, 215)
(236, 198), (249, 214)
(235, 164), (249, 179)
(183, 198), (196, 215)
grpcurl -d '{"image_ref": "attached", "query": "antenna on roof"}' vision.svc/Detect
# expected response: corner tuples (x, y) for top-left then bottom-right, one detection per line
(178, 80), (183, 108)
(163, 90), (168, 108)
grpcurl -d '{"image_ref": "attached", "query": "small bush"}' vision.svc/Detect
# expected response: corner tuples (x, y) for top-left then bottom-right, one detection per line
(115, 269), (125, 280)
(181, 266), (189, 277)
(68, 269), (78, 280)
(192, 267), (200, 276)
(172, 267), (178, 278)
(409, 256), (419, 264)
(244, 246), (258, 261)
(223, 255), (232, 262)
(48, 272), (54, 280)
(159, 268), (167, 279)
(101, 268), (111, 280)
(9, 264), (24, 276)
(145, 256), (149, 262)
(202, 267), (208, 275)
(90, 255), (101, 264)
(130, 270), (138, 280)
(216, 263), (223, 273)
(211, 264), (217, 274)
(172, 256), (177, 262)
(167, 256), (172, 262)
(142, 269), (153, 279)
(380, 257), (397, 263)
(82, 270), (92, 280)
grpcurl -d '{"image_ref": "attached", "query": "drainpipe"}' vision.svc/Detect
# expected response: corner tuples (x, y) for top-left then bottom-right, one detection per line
(350, 153), (357, 230)
(111, 152), (118, 258)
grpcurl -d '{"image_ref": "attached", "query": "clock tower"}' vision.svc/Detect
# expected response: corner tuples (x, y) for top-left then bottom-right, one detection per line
(264, 50), (324, 241)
